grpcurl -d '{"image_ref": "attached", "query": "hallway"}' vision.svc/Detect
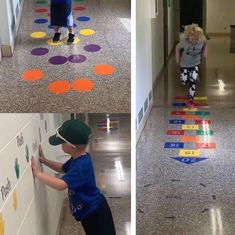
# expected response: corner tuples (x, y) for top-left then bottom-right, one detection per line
(0, 0), (130, 113)
(59, 113), (131, 235)
(137, 36), (235, 234)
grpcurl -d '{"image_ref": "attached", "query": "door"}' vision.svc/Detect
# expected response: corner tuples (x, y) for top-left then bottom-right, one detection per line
(180, 0), (204, 30)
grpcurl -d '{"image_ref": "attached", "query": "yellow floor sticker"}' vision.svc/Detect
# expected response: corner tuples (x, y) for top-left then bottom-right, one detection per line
(182, 125), (199, 130)
(30, 31), (46, 38)
(183, 108), (198, 112)
(194, 97), (207, 100)
(46, 39), (63, 46)
(179, 149), (200, 157)
(62, 37), (80, 44)
(79, 29), (96, 36)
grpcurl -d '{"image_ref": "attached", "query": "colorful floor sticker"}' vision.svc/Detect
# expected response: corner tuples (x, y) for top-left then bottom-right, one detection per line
(23, 0), (117, 94)
(12, 190), (18, 211)
(164, 96), (216, 165)
(0, 213), (5, 235)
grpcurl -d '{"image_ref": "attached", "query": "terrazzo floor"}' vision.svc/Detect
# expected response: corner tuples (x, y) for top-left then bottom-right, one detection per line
(0, 0), (131, 112)
(137, 36), (235, 235)
(58, 113), (131, 235)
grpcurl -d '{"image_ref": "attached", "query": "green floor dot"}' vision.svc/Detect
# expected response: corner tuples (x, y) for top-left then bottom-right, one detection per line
(36, 0), (47, 4)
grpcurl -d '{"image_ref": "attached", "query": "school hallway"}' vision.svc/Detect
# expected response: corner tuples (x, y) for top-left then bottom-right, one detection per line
(136, 0), (235, 234)
(58, 113), (131, 235)
(0, 0), (131, 113)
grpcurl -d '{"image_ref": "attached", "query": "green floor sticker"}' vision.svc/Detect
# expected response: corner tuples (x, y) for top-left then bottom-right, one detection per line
(195, 111), (210, 116)
(196, 130), (214, 136)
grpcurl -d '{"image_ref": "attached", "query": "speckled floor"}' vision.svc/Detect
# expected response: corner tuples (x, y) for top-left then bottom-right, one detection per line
(0, 0), (130, 113)
(137, 36), (235, 235)
(58, 114), (131, 235)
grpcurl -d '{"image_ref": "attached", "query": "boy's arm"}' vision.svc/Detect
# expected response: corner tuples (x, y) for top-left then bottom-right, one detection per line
(39, 145), (64, 173)
(202, 43), (208, 58)
(31, 156), (67, 191)
(175, 45), (181, 64)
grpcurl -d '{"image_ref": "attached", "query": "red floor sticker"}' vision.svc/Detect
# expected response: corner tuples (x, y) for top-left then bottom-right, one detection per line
(167, 130), (185, 135)
(196, 143), (216, 149)
(171, 111), (186, 115)
(195, 120), (211, 125)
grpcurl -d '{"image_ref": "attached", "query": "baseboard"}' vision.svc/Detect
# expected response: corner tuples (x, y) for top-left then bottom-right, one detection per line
(1, 45), (13, 57)
(136, 100), (153, 143)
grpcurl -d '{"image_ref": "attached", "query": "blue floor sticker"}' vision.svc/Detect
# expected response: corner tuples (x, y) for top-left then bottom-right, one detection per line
(169, 120), (185, 124)
(171, 157), (208, 165)
(172, 103), (186, 107)
(165, 142), (184, 148)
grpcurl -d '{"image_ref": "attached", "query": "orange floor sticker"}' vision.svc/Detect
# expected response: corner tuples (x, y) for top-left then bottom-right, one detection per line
(48, 80), (71, 94)
(181, 115), (200, 120)
(13, 190), (18, 211)
(181, 136), (200, 143)
(21, 69), (44, 81)
(71, 79), (94, 92)
(0, 213), (5, 235)
(93, 64), (116, 75)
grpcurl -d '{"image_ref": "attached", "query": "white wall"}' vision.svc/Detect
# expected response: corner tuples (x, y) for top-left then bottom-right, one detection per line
(0, 0), (24, 55)
(136, 0), (153, 131)
(0, 114), (68, 235)
(207, 0), (235, 34)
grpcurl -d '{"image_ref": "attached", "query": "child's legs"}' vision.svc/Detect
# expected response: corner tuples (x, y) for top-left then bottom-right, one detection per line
(180, 68), (189, 86)
(81, 196), (116, 235)
(53, 25), (60, 32)
(67, 12), (73, 33)
(188, 66), (199, 100)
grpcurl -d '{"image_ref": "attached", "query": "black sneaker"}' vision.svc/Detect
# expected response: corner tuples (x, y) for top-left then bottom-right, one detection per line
(67, 33), (75, 45)
(53, 32), (61, 42)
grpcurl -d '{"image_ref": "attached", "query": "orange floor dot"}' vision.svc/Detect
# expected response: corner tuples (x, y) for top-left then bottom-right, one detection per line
(93, 64), (116, 75)
(48, 80), (71, 94)
(71, 79), (94, 92)
(21, 69), (44, 81)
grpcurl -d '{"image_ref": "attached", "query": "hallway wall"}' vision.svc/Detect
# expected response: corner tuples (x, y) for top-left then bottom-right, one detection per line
(207, 0), (235, 34)
(0, 114), (67, 235)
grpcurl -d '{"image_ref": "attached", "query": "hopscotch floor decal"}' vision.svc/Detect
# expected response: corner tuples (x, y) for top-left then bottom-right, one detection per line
(165, 97), (216, 165)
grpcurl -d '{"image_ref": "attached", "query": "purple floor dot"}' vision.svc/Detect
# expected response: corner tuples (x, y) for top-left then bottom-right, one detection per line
(77, 16), (90, 22)
(34, 18), (48, 24)
(68, 55), (86, 63)
(49, 56), (68, 65)
(84, 44), (101, 52)
(31, 47), (49, 56)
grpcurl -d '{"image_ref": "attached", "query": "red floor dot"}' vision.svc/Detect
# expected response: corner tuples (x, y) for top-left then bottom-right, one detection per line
(35, 8), (47, 13)
(71, 79), (94, 92)
(74, 6), (86, 11)
(93, 64), (116, 75)
(21, 69), (44, 81)
(48, 80), (71, 94)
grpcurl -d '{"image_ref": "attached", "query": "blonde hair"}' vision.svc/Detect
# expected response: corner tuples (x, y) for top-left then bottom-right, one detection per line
(180, 24), (206, 41)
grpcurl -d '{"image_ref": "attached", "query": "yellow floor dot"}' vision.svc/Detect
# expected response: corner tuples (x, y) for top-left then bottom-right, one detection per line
(62, 37), (80, 44)
(79, 29), (96, 36)
(46, 39), (63, 46)
(30, 31), (46, 38)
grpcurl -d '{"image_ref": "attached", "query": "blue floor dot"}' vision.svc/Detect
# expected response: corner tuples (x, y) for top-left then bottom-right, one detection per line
(48, 24), (53, 29)
(77, 16), (90, 22)
(34, 18), (48, 24)
(63, 23), (77, 28)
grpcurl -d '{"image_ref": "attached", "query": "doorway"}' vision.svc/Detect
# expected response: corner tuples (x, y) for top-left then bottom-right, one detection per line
(180, 0), (205, 31)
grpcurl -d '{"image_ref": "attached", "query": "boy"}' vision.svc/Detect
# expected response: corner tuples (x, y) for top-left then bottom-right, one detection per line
(50, 0), (75, 44)
(175, 24), (208, 107)
(31, 119), (116, 235)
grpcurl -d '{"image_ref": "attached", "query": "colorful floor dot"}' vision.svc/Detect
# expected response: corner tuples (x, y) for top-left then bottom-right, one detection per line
(48, 24), (53, 29)
(84, 44), (101, 52)
(68, 55), (86, 63)
(71, 79), (94, 92)
(79, 29), (96, 36)
(73, 0), (84, 2)
(34, 18), (48, 24)
(31, 47), (49, 56)
(47, 39), (63, 46)
(63, 23), (77, 28)
(21, 69), (44, 81)
(74, 6), (86, 11)
(49, 56), (67, 65)
(77, 16), (90, 21)
(48, 80), (70, 94)
(30, 31), (46, 38)
(35, 8), (47, 13)
(93, 64), (116, 75)
(62, 37), (80, 44)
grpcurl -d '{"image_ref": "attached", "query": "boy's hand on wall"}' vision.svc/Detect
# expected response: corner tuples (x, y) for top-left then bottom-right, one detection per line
(31, 156), (40, 178)
(38, 144), (46, 164)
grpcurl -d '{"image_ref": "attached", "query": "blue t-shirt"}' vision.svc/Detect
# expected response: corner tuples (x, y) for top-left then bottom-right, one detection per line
(61, 153), (102, 221)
